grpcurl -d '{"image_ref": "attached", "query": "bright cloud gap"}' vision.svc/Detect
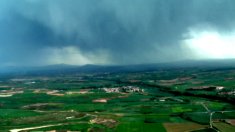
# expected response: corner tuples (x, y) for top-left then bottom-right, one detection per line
(183, 28), (235, 60)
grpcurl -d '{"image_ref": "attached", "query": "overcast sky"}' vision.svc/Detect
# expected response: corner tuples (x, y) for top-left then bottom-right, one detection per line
(0, 0), (235, 66)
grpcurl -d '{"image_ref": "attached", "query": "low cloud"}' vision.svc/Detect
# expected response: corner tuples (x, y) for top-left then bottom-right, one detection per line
(43, 46), (110, 65)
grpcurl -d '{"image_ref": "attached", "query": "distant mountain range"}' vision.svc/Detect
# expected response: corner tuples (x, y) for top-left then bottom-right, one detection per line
(1, 59), (235, 76)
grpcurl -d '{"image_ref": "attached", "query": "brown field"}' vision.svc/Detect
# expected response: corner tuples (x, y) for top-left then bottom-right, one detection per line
(213, 122), (235, 132)
(163, 122), (207, 132)
(226, 119), (235, 126)
(0, 85), (11, 88)
(22, 103), (63, 110)
(90, 118), (117, 128)
(92, 98), (108, 103)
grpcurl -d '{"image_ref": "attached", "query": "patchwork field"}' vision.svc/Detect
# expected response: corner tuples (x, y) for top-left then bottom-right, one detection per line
(0, 68), (235, 131)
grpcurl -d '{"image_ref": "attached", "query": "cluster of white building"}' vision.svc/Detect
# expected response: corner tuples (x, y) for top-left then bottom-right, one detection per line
(101, 86), (144, 93)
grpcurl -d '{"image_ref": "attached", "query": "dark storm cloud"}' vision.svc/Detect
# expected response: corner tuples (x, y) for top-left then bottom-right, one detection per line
(0, 0), (235, 66)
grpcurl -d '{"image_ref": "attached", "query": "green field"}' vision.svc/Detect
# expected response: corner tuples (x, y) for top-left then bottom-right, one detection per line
(0, 68), (235, 131)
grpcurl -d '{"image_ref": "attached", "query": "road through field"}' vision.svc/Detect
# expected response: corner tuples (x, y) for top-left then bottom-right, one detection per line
(10, 124), (63, 132)
(9, 113), (94, 132)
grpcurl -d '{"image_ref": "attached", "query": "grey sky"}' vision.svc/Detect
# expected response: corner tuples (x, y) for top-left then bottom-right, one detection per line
(0, 0), (235, 66)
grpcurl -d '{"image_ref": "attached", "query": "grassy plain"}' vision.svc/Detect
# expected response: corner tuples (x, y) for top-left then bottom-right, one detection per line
(0, 68), (235, 131)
